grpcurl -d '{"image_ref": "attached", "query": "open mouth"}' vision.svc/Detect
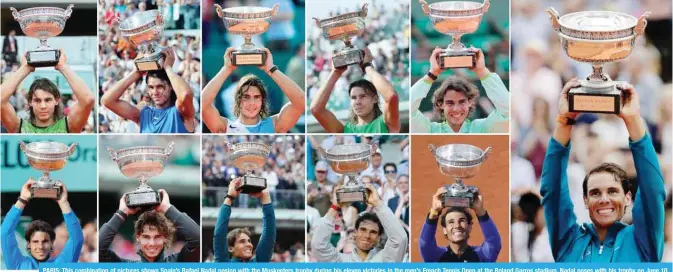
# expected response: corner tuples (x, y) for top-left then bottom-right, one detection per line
(597, 208), (615, 215)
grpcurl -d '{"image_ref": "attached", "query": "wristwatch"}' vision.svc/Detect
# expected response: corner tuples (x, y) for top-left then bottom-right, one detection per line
(556, 115), (577, 126)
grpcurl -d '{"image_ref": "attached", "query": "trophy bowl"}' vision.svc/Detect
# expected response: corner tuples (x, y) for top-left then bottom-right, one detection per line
(215, 4), (279, 66)
(319, 143), (376, 203)
(11, 5), (74, 67)
(429, 143), (490, 208)
(227, 142), (271, 194)
(20, 141), (77, 199)
(420, 0), (490, 69)
(118, 10), (165, 70)
(312, 4), (368, 68)
(547, 8), (650, 114)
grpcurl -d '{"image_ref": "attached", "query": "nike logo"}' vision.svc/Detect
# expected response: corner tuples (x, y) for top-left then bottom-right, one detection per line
(229, 125), (235, 128)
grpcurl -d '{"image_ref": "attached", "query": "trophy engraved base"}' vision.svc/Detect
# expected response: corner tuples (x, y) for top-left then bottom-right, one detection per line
(439, 50), (476, 69)
(336, 185), (367, 204)
(441, 194), (472, 208)
(31, 186), (61, 199)
(332, 48), (363, 68)
(126, 190), (161, 208)
(238, 175), (267, 194)
(27, 49), (60, 67)
(569, 80), (622, 114)
(232, 50), (266, 66)
(135, 54), (165, 71)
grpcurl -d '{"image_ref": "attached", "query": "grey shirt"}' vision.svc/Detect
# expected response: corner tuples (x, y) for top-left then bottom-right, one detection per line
(311, 203), (407, 262)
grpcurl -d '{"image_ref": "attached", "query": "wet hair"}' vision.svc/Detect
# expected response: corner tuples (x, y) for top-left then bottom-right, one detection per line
(25, 220), (55, 242)
(348, 79), (382, 124)
(27, 78), (63, 123)
(355, 212), (384, 236)
(145, 70), (177, 106)
(227, 228), (252, 248)
(582, 163), (630, 197)
(234, 74), (270, 119)
(440, 207), (474, 228)
(134, 210), (176, 249)
(432, 76), (480, 122)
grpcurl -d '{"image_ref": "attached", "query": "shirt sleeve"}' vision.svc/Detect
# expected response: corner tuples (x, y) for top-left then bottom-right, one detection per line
(55, 211), (84, 263)
(475, 212), (502, 262)
(213, 204), (232, 262)
(472, 73), (510, 133)
(409, 78), (435, 133)
(419, 215), (446, 262)
(373, 202), (408, 262)
(1, 206), (28, 269)
(164, 206), (201, 262)
(310, 213), (343, 262)
(255, 204), (277, 262)
(99, 214), (125, 262)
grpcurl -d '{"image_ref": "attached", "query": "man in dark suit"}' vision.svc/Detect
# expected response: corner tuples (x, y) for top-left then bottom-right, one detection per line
(3, 30), (19, 68)
(387, 174), (409, 233)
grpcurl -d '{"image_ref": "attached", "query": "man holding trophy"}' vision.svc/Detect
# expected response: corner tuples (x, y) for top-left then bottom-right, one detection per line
(311, 183), (407, 262)
(99, 190), (200, 262)
(1, 179), (84, 269)
(213, 178), (277, 262)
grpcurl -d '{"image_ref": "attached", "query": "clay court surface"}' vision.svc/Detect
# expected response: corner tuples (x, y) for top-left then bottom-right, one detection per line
(410, 135), (510, 262)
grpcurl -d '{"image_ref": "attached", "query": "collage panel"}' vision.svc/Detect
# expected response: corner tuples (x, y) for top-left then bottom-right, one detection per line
(410, 134), (509, 262)
(1, 3), (98, 133)
(98, 135), (201, 262)
(306, 135), (410, 262)
(306, 0), (411, 133)
(202, 135), (306, 262)
(201, 1), (306, 134)
(98, 0), (201, 133)
(510, 0), (672, 263)
(410, 0), (510, 133)
(1, 135), (98, 269)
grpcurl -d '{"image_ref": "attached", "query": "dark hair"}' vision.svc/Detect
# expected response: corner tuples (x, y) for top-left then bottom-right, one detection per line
(348, 79), (382, 124)
(234, 74), (269, 119)
(134, 210), (176, 250)
(27, 78), (63, 123)
(383, 163), (397, 173)
(440, 207), (473, 228)
(518, 192), (541, 250)
(145, 70), (177, 106)
(25, 220), (55, 242)
(355, 212), (384, 236)
(227, 228), (252, 248)
(432, 76), (480, 122)
(582, 163), (630, 197)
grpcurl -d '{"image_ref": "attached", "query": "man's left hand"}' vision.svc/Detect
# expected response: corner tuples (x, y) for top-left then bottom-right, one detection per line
(156, 189), (172, 213)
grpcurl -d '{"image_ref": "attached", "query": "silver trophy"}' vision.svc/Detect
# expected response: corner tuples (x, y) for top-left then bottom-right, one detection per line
(10, 5), (73, 67)
(225, 141), (270, 194)
(318, 143), (377, 204)
(428, 144), (491, 208)
(547, 8), (650, 114)
(215, 4), (279, 66)
(420, 0), (490, 69)
(117, 10), (166, 71)
(313, 4), (368, 68)
(107, 142), (174, 208)
(20, 141), (77, 199)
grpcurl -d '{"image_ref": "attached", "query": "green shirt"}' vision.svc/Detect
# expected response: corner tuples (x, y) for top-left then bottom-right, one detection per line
(20, 117), (69, 133)
(344, 115), (389, 133)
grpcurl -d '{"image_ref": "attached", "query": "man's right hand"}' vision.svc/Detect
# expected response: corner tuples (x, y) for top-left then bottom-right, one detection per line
(227, 177), (242, 199)
(428, 47), (443, 78)
(20, 53), (35, 73)
(332, 63), (347, 76)
(223, 47), (238, 72)
(430, 187), (446, 219)
(119, 194), (139, 216)
(330, 185), (350, 210)
(20, 178), (35, 201)
(559, 78), (581, 120)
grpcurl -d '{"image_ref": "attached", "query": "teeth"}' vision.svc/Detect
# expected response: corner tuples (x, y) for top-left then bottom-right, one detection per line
(598, 209), (614, 215)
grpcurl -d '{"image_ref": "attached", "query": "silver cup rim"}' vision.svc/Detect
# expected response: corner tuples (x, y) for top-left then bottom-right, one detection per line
(114, 146), (166, 157)
(13, 6), (69, 18)
(558, 10), (638, 33)
(230, 142), (271, 153)
(322, 143), (372, 162)
(24, 141), (70, 154)
(222, 6), (275, 18)
(428, 1), (484, 12)
(431, 143), (489, 168)
(314, 3), (368, 27)
(119, 10), (162, 33)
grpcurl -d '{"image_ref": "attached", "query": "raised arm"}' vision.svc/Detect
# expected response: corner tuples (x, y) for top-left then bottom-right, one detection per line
(99, 195), (138, 262)
(618, 84), (666, 261)
(53, 51), (95, 133)
(100, 70), (142, 124)
(366, 184), (407, 262)
(0, 54), (33, 133)
(163, 49), (195, 130)
(202, 48), (236, 133)
(252, 190), (276, 262)
(54, 184), (84, 262)
(310, 68), (345, 133)
(419, 187), (446, 262)
(362, 49), (400, 132)
(261, 49), (305, 133)
(469, 49), (509, 132)
(213, 178), (241, 262)
(310, 186), (350, 262)
(409, 48), (443, 133)
(471, 195), (501, 262)
(156, 190), (200, 262)
(1, 179), (34, 269)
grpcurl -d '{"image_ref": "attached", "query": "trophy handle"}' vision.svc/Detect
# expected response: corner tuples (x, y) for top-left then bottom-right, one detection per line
(316, 146), (327, 159)
(369, 140), (379, 155)
(67, 143), (78, 156)
(19, 141), (27, 152)
(271, 3), (280, 17)
(107, 147), (118, 162)
(223, 141), (232, 152)
(214, 4), (224, 18)
(111, 12), (121, 25)
(65, 4), (74, 19)
(312, 17), (321, 27)
(428, 144), (437, 156)
(155, 12), (164, 26)
(482, 0), (490, 13)
(164, 142), (175, 157)
(634, 12), (651, 37)
(480, 147), (492, 162)
(10, 7), (20, 20)
(419, 0), (430, 16)
(546, 7), (561, 32)
(360, 3), (369, 18)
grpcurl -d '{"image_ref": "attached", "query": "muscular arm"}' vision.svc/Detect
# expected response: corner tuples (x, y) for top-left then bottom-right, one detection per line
(364, 66), (400, 132)
(164, 206), (201, 262)
(98, 214), (125, 262)
(202, 67), (232, 133)
(165, 67), (195, 132)
(100, 72), (142, 124)
(270, 70), (305, 133)
(1, 204), (28, 268)
(0, 66), (31, 133)
(61, 65), (95, 133)
(310, 70), (344, 133)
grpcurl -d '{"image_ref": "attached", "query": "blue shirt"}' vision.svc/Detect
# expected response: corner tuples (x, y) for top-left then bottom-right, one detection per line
(1, 206), (84, 269)
(139, 105), (190, 133)
(227, 117), (275, 133)
(213, 204), (276, 262)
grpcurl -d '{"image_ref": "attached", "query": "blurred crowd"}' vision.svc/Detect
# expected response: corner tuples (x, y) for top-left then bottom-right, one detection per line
(202, 135), (306, 210)
(306, 0), (410, 113)
(98, 0), (202, 133)
(509, 0), (672, 262)
(305, 135), (410, 262)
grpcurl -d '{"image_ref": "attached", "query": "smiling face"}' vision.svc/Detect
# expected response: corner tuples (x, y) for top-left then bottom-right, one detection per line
(28, 231), (53, 261)
(229, 232), (254, 260)
(136, 225), (166, 260)
(443, 211), (472, 243)
(354, 220), (380, 252)
(239, 86), (263, 120)
(147, 77), (173, 108)
(584, 172), (632, 228)
(350, 87), (376, 118)
(30, 89), (59, 123)
(440, 90), (472, 127)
